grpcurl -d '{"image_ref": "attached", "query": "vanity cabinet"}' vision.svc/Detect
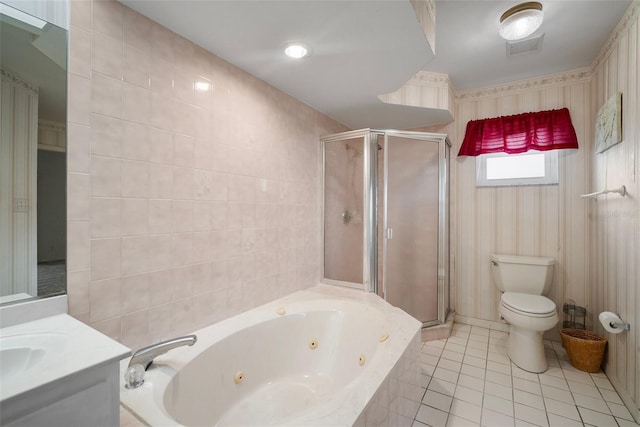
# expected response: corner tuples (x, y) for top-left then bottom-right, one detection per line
(0, 315), (130, 427)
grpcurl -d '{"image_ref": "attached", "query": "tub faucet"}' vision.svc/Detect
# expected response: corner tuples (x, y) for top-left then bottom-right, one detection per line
(128, 335), (197, 371)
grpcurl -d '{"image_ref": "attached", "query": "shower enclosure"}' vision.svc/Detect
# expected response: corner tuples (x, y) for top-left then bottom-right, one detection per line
(321, 129), (450, 326)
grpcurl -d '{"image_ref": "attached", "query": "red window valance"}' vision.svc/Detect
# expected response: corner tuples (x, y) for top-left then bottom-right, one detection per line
(458, 108), (579, 156)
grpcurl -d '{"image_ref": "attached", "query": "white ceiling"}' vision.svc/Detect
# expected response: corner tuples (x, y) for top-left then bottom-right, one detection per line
(120, 0), (632, 129)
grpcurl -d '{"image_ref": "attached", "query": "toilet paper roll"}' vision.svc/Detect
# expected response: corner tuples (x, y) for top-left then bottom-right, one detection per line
(599, 311), (624, 334)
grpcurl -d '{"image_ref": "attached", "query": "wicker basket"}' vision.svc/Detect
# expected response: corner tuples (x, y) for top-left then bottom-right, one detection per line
(560, 328), (607, 373)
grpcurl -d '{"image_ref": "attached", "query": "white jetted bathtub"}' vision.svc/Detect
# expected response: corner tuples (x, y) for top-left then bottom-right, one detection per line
(120, 285), (422, 426)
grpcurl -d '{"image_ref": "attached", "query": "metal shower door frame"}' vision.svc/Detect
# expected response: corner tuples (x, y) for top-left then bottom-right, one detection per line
(376, 130), (450, 326)
(320, 129), (376, 291)
(320, 129), (450, 325)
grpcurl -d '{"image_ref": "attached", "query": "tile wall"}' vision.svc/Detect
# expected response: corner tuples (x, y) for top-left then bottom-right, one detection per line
(66, 0), (346, 348)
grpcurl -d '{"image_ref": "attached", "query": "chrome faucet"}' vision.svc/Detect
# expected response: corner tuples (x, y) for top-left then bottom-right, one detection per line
(128, 335), (197, 371)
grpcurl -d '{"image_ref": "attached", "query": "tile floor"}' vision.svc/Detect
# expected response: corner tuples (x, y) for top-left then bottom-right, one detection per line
(414, 323), (639, 427)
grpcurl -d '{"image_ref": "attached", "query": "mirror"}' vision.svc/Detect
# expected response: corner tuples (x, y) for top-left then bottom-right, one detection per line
(1, 2), (67, 305)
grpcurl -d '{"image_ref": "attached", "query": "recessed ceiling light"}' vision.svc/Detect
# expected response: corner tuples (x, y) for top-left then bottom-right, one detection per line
(499, 2), (544, 41)
(284, 43), (310, 59)
(195, 81), (210, 91)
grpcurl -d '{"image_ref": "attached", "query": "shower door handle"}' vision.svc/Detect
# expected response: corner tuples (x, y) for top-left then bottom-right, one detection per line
(385, 228), (393, 240)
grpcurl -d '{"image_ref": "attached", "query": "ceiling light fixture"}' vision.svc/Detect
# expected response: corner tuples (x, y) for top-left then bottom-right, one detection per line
(284, 43), (310, 59)
(499, 2), (544, 41)
(195, 81), (210, 91)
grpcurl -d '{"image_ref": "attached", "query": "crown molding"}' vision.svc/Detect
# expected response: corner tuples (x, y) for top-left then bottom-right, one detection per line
(0, 68), (39, 95)
(410, 70), (453, 87)
(38, 119), (66, 133)
(591, 1), (639, 72)
(454, 67), (592, 101)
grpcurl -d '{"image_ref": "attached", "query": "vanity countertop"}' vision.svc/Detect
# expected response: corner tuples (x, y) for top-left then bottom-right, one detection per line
(0, 314), (130, 401)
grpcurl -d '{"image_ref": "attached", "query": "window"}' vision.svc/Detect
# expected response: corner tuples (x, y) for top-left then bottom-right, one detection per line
(476, 150), (558, 187)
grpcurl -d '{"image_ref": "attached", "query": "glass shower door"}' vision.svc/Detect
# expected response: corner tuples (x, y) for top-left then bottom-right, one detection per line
(382, 134), (441, 325)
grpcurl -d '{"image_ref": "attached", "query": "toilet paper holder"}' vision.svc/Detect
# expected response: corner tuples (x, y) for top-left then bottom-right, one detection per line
(609, 317), (631, 331)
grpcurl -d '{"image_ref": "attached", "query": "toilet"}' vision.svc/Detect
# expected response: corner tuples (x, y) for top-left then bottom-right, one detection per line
(490, 254), (558, 373)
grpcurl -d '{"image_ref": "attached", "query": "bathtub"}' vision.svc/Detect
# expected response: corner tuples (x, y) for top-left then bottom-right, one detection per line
(120, 284), (422, 426)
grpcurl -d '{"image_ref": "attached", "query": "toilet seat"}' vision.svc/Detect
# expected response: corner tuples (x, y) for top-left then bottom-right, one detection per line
(501, 292), (556, 318)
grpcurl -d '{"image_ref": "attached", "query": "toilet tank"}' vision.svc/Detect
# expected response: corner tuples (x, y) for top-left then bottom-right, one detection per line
(490, 254), (555, 295)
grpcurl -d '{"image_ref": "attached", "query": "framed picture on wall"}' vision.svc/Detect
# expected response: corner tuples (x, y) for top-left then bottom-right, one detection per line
(595, 92), (623, 153)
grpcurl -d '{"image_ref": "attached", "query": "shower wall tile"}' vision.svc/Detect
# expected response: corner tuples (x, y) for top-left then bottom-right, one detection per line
(67, 0), (347, 349)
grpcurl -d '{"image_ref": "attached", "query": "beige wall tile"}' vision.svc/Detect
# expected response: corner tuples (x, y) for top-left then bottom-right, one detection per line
(149, 57), (174, 98)
(171, 298), (193, 334)
(173, 134), (194, 167)
(123, 45), (151, 89)
(148, 303), (171, 342)
(91, 237), (121, 280)
(147, 269), (172, 307)
(67, 221), (90, 271)
(91, 316), (122, 342)
(121, 309), (149, 349)
(149, 92), (174, 131)
(148, 200), (172, 234)
(210, 201), (228, 230)
(92, 73), (122, 118)
(148, 127), (173, 165)
(67, 173), (90, 221)
(147, 234), (171, 271)
(92, 32), (122, 79)
(91, 113), (122, 157)
(121, 160), (149, 198)
(191, 262), (211, 296)
(121, 273), (149, 314)
(69, 25), (91, 78)
(122, 121), (150, 161)
(89, 277), (121, 322)
(121, 198), (148, 236)
(148, 164), (173, 199)
(123, 7), (151, 51)
(172, 167), (195, 200)
(170, 233), (193, 267)
(67, 269), (90, 315)
(91, 155), (122, 196)
(70, 0), (92, 30)
(68, 74), (91, 125)
(123, 83), (151, 125)
(121, 236), (149, 275)
(67, 0), (346, 349)
(92, 0), (123, 40)
(91, 197), (121, 238)
(67, 124), (91, 173)
(171, 266), (193, 300)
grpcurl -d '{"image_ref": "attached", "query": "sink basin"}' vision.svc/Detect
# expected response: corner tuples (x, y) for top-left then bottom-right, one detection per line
(0, 347), (46, 381)
(0, 333), (68, 383)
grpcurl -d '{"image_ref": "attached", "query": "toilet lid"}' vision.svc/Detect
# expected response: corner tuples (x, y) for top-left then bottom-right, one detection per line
(501, 293), (556, 315)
